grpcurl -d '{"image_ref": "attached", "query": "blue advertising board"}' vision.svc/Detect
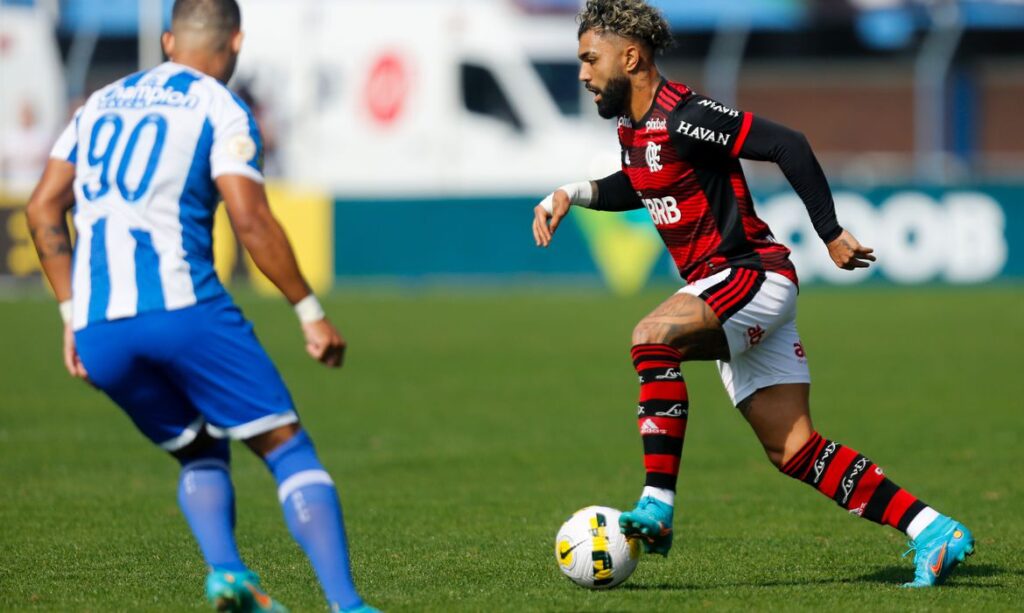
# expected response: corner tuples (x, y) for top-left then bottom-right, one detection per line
(3, 185), (1019, 293)
(334, 185), (1024, 292)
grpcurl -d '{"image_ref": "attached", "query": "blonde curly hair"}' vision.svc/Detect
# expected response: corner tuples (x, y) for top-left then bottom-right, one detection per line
(577, 0), (673, 54)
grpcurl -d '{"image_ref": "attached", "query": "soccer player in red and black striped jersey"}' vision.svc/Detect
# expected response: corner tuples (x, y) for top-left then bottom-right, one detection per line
(532, 0), (973, 588)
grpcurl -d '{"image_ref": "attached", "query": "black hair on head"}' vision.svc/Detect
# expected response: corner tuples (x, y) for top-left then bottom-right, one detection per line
(577, 0), (674, 54)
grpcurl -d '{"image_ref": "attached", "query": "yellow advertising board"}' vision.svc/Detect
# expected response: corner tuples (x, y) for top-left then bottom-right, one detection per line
(0, 182), (333, 295)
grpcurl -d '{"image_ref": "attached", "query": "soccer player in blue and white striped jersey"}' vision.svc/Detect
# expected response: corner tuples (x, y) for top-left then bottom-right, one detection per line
(26, 1), (377, 611)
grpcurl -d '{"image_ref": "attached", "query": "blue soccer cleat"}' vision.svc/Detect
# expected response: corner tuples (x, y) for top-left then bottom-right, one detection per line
(902, 516), (975, 588)
(205, 569), (288, 612)
(619, 496), (674, 556)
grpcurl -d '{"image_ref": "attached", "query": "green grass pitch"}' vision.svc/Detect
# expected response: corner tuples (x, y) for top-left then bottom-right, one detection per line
(1, 286), (1022, 611)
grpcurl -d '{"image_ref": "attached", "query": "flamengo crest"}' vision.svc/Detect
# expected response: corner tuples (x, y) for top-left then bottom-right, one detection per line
(645, 141), (663, 173)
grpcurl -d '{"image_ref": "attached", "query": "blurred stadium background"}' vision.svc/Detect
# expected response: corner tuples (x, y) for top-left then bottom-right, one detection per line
(1, 0), (1023, 294)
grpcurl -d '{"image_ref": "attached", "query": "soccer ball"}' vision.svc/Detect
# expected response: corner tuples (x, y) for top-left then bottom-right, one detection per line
(554, 506), (641, 589)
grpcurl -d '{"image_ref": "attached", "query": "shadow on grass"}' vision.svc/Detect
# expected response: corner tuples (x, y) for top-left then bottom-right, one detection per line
(621, 563), (1004, 592)
(857, 563), (1004, 587)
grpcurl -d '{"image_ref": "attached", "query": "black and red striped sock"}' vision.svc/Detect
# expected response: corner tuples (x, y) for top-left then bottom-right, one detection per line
(633, 344), (688, 492)
(781, 431), (930, 534)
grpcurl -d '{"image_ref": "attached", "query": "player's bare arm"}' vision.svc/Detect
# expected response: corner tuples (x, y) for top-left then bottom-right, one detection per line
(26, 159), (75, 298)
(533, 170), (647, 247)
(25, 158), (88, 380)
(532, 180), (596, 247)
(826, 228), (875, 270)
(217, 174), (345, 367)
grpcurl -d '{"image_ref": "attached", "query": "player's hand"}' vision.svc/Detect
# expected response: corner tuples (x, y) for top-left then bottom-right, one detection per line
(63, 323), (90, 381)
(827, 229), (876, 270)
(532, 189), (571, 248)
(302, 318), (346, 368)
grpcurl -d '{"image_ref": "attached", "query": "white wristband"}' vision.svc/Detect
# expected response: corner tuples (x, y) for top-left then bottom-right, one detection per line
(540, 181), (593, 214)
(59, 300), (72, 325)
(294, 294), (325, 324)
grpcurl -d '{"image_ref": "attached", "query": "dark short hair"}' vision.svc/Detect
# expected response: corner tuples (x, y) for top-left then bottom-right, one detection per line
(171, 0), (241, 35)
(577, 0), (673, 54)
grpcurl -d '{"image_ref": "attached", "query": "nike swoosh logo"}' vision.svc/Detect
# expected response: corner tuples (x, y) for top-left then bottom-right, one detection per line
(560, 542), (581, 560)
(244, 583), (273, 609)
(930, 544), (947, 576)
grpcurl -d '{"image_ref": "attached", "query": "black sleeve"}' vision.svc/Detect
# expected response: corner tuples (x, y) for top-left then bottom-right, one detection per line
(592, 170), (644, 212)
(739, 116), (842, 243)
(668, 95), (749, 161)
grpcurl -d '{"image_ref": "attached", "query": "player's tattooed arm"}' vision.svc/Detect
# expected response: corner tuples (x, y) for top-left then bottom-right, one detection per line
(826, 229), (876, 271)
(25, 158), (77, 302)
(29, 222), (73, 260)
(25, 158), (87, 380)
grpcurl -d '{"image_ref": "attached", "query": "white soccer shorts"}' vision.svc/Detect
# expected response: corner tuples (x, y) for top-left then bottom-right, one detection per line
(678, 268), (810, 406)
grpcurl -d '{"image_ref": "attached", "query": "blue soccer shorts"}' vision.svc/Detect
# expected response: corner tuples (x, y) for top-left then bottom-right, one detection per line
(75, 294), (297, 452)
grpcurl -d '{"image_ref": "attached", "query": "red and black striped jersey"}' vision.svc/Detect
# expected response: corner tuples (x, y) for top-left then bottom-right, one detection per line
(615, 80), (799, 285)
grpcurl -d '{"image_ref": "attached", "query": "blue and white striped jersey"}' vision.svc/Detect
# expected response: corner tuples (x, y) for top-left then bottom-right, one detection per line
(50, 61), (263, 330)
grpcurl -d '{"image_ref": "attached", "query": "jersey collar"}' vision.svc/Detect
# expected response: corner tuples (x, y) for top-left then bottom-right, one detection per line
(624, 78), (668, 129)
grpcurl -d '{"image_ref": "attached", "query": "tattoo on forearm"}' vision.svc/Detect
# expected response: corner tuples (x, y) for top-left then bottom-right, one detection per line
(38, 243), (73, 260)
(29, 223), (73, 261)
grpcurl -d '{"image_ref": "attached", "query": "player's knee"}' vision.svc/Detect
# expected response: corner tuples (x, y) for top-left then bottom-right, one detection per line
(763, 444), (786, 469)
(258, 428), (330, 486)
(632, 319), (669, 346)
(771, 430), (817, 471)
(172, 428), (229, 465)
(245, 422), (302, 459)
(632, 321), (705, 361)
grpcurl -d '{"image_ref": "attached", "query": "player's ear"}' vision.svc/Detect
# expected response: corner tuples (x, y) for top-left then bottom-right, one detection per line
(161, 31), (175, 57)
(623, 43), (641, 73)
(231, 30), (244, 54)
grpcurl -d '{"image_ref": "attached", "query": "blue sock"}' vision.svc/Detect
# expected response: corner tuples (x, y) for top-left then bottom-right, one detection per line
(177, 441), (247, 572)
(264, 430), (363, 611)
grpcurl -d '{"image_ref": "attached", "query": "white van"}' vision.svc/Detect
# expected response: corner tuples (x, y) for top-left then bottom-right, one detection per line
(235, 0), (619, 196)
